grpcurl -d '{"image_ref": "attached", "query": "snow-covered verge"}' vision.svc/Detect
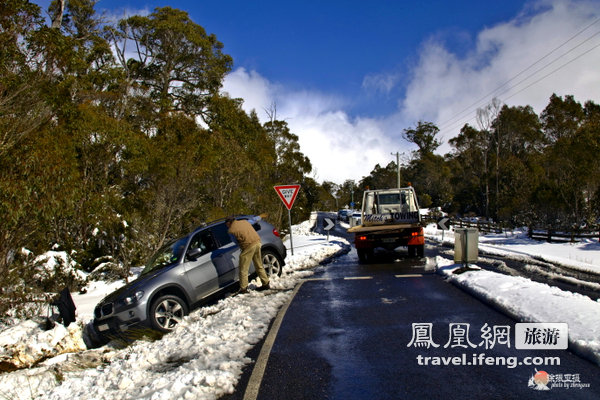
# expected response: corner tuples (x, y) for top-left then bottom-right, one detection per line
(424, 223), (600, 275)
(0, 319), (87, 370)
(0, 219), (349, 400)
(425, 223), (600, 367)
(436, 257), (600, 366)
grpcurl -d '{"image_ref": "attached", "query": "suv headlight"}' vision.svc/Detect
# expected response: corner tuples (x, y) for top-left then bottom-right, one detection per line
(124, 290), (145, 306)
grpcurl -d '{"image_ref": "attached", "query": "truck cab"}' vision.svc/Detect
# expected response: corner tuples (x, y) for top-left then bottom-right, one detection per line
(362, 187), (420, 226)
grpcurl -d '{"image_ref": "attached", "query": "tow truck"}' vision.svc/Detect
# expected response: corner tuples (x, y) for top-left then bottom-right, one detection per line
(347, 186), (425, 261)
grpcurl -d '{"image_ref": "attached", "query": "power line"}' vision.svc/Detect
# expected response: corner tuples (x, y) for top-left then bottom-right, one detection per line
(438, 32), (600, 137)
(503, 41), (600, 103)
(437, 17), (600, 132)
(440, 38), (600, 136)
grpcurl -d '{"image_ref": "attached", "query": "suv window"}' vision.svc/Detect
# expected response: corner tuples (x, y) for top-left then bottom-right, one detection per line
(142, 237), (188, 275)
(211, 223), (233, 247)
(188, 230), (216, 257)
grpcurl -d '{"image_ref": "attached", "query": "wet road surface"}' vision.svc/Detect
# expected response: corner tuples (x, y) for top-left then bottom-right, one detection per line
(223, 214), (600, 399)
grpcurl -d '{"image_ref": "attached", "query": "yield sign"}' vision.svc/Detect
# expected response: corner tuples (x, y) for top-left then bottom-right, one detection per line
(274, 185), (301, 210)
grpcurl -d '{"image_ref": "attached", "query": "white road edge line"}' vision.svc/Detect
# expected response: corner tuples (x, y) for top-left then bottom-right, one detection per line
(244, 282), (304, 400)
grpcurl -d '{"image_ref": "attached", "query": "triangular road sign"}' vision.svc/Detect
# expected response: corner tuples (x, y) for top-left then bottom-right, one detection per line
(274, 185), (301, 210)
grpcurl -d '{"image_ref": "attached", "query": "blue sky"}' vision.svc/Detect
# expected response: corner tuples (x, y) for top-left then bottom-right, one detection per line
(33, 0), (600, 184)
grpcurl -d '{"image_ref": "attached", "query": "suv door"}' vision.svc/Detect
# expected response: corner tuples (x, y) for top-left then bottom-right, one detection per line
(210, 222), (241, 286)
(182, 230), (220, 301)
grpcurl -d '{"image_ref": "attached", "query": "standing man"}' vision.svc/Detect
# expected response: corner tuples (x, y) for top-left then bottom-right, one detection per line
(226, 214), (270, 294)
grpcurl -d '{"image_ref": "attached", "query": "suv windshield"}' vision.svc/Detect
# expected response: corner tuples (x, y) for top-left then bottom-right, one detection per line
(142, 237), (188, 275)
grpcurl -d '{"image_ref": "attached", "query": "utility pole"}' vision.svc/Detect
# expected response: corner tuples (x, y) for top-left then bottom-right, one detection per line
(391, 152), (401, 188)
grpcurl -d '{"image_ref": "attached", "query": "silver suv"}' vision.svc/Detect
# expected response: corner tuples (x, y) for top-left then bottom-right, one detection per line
(92, 216), (286, 339)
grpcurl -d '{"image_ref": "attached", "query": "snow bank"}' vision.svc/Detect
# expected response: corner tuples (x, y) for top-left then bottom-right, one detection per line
(0, 231), (347, 400)
(425, 224), (600, 276)
(436, 256), (600, 366)
(0, 319), (87, 371)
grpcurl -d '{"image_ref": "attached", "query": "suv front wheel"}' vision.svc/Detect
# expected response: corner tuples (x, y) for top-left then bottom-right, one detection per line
(149, 294), (188, 333)
(262, 249), (283, 277)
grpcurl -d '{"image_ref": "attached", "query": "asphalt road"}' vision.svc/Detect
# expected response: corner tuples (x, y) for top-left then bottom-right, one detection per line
(224, 213), (600, 400)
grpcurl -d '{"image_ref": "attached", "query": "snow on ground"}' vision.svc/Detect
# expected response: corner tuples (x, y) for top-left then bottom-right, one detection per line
(0, 216), (349, 400)
(426, 223), (600, 366)
(1, 218), (600, 400)
(425, 223), (600, 274)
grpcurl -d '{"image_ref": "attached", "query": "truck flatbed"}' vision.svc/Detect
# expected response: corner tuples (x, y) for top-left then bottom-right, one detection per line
(347, 222), (422, 234)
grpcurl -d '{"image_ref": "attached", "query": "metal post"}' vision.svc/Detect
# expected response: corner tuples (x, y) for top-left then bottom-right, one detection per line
(288, 209), (294, 255)
(464, 232), (468, 268)
(391, 152), (401, 187)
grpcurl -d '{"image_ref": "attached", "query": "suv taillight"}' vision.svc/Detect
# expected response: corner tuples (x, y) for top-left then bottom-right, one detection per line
(272, 228), (280, 237)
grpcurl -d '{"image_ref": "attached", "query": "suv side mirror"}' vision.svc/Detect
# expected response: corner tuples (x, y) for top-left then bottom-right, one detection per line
(187, 248), (202, 261)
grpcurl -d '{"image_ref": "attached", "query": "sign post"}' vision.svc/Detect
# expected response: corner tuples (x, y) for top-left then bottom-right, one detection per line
(323, 217), (335, 241)
(437, 217), (451, 241)
(274, 185), (301, 255)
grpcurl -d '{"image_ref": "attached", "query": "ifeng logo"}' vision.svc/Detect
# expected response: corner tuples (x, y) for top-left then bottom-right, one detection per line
(528, 369), (550, 391)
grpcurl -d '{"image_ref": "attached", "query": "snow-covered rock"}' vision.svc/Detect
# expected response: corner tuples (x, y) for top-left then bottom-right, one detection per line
(0, 319), (87, 371)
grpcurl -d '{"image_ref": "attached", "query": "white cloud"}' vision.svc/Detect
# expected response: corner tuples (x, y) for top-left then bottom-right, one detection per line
(223, 68), (402, 184)
(362, 72), (401, 94)
(221, 68), (277, 115)
(400, 0), (600, 153)
(223, 0), (600, 184)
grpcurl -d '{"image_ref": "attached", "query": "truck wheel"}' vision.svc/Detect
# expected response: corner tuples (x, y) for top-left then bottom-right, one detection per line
(408, 245), (416, 257)
(357, 248), (366, 261)
(357, 249), (374, 262)
(149, 295), (188, 333)
(408, 245), (424, 258)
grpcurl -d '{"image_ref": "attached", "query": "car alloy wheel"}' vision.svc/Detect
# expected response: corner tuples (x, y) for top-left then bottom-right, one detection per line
(262, 249), (283, 277)
(150, 294), (188, 333)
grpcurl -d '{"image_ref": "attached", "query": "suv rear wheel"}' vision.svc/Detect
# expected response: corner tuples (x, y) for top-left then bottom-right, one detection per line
(262, 249), (283, 277)
(149, 294), (188, 333)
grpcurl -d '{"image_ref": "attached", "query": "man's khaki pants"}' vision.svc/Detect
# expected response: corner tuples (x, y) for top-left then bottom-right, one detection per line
(239, 241), (269, 290)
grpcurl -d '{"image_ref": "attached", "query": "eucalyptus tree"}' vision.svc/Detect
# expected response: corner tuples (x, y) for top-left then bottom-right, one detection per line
(105, 8), (236, 250)
(448, 124), (489, 216)
(318, 181), (339, 211)
(401, 121), (451, 209)
(539, 96), (600, 226)
(264, 119), (312, 185)
(402, 121), (441, 157)
(112, 7), (233, 122)
(192, 94), (284, 227)
(261, 117), (313, 225)
(35, 0), (141, 272)
(0, 0), (51, 296)
(0, 0), (123, 300)
(490, 104), (544, 225)
(359, 162), (397, 191)
(540, 94), (585, 142)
